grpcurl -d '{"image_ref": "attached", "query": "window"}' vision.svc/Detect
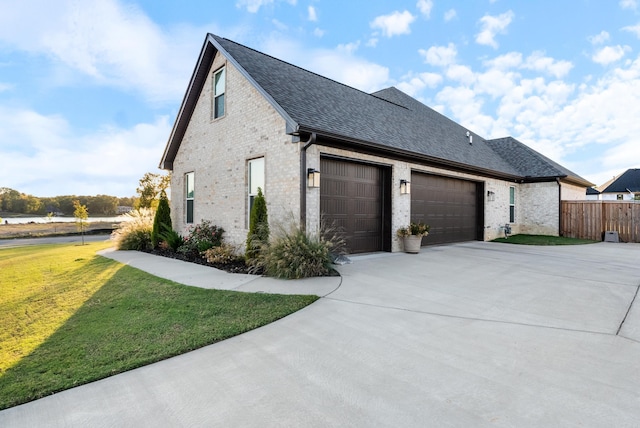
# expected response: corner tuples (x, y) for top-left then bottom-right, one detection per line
(248, 158), (265, 225)
(509, 186), (515, 223)
(617, 194), (624, 200)
(185, 172), (194, 223)
(213, 67), (226, 119)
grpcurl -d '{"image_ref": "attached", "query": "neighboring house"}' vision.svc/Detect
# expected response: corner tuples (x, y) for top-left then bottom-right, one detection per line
(160, 34), (592, 254)
(117, 206), (133, 214)
(597, 169), (640, 201)
(586, 187), (601, 200)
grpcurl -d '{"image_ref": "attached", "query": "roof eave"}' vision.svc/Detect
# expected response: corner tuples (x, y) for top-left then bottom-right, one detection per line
(296, 126), (525, 182)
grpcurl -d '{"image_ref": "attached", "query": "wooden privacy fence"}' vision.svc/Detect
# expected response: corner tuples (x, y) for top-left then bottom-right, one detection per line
(561, 201), (640, 243)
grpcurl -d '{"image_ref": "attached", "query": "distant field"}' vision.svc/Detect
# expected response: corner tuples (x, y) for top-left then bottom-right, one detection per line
(0, 221), (116, 239)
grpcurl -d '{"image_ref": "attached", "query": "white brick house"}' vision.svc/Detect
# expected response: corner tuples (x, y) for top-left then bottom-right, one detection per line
(160, 34), (592, 254)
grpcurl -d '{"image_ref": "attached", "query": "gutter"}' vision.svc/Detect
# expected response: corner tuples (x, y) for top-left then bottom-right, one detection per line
(299, 132), (317, 228)
(556, 178), (562, 236)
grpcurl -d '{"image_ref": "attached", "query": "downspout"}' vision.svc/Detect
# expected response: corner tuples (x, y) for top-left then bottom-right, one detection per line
(556, 178), (562, 236)
(300, 132), (317, 228)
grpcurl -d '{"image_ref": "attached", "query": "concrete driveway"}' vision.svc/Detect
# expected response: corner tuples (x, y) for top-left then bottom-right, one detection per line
(1, 242), (639, 427)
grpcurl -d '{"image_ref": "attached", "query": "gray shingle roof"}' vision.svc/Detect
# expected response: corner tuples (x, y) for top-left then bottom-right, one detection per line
(162, 34), (591, 187)
(601, 169), (640, 192)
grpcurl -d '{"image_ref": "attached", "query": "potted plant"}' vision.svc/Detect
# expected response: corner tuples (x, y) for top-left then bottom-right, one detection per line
(396, 221), (430, 254)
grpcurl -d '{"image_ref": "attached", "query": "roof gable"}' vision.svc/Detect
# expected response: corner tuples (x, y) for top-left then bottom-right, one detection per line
(601, 169), (640, 192)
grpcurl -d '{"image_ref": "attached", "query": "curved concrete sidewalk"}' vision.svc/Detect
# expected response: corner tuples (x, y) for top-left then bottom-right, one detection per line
(2, 242), (640, 427)
(98, 248), (341, 296)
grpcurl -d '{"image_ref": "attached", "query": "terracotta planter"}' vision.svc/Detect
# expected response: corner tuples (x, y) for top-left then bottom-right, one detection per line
(402, 235), (423, 254)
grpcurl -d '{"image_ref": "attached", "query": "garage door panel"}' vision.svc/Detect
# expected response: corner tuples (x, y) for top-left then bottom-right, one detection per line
(321, 158), (384, 254)
(411, 173), (478, 245)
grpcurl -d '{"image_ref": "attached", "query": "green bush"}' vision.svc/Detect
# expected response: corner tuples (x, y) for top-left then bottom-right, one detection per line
(246, 187), (269, 261)
(158, 224), (183, 251)
(178, 220), (224, 257)
(203, 243), (243, 264)
(151, 190), (172, 248)
(111, 208), (155, 250)
(256, 220), (344, 279)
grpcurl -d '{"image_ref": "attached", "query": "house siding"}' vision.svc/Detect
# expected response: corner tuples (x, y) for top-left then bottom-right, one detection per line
(170, 51), (299, 248)
(519, 182), (560, 236)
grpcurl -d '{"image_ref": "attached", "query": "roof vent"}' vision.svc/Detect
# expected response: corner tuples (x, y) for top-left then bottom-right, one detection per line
(466, 131), (472, 145)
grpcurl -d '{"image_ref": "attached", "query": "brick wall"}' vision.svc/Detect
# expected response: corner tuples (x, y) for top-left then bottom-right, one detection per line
(170, 51), (300, 248)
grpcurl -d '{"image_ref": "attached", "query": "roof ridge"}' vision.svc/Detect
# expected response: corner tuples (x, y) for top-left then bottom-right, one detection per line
(216, 35), (381, 100)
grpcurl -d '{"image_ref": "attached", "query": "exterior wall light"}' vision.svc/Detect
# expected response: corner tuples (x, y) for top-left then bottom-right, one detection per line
(307, 168), (321, 188)
(400, 179), (411, 195)
(487, 190), (495, 201)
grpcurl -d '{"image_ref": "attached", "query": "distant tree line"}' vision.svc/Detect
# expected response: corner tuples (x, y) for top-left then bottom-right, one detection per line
(0, 187), (137, 216)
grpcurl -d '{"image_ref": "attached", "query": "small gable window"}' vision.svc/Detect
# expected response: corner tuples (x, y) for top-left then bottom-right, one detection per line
(185, 172), (195, 223)
(213, 67), (226, 119)
(509, 186), (515, 223)
(617, 194), (624, 200)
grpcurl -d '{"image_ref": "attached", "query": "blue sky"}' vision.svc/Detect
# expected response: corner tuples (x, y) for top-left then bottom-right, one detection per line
(1, 0), (639, 197)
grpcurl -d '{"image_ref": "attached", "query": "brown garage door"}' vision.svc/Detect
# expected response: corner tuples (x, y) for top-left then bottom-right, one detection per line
(411, 172), (480, 245)
(320, 158), (385, 253)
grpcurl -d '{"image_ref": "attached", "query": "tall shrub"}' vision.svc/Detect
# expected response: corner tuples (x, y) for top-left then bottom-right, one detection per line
(245, 187), (269, 261)
(151, 190), (171, 248)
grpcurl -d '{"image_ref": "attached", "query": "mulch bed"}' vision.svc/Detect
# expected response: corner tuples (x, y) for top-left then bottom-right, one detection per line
(143, 248), (259, 275)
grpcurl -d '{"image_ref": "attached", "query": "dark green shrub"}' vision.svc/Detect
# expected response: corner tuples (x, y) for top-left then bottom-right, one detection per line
(158, 223), (183, 251)
(256, 220), (344, 279)
(111, 208), (154, 251)
(178, 220), (224, 257)
(151, 190), (172, 248)
(246, 187), (269, 261)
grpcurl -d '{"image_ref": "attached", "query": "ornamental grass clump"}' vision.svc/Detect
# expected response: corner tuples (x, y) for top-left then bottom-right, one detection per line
(111, 208), (155, 250)
(257, 220), (345, 279)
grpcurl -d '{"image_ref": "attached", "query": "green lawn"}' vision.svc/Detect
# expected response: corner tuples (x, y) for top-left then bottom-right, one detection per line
(0, 242), (318, 410)
(492, 234), (598, 245)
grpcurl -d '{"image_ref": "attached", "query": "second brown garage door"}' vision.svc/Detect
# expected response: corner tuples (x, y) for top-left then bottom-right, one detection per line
(411, 172), (482, 245)
(320, 158), (390, 253)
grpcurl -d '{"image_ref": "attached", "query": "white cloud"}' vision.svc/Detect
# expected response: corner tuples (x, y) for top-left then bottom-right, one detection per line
(475, 10), (514, 49)
(416, 0), (433, 18)
(0, 0), (208, 104)
(484, 52), (523, 69)
(370, 10), (416, 37)
(419, 43), (458, 67)
(523, 51), (573, 78)
(429, 49), (640, 183)
(592, 45), (632, 65)
(0, 83), (13, 92)
(366, 38), (379, 48)
(446, 65), (475, 86)
(588, 31), (610, 45)
(0, 106), (171, 197)
(337, 41), (360, 55)
(236, 0), (296, 13)
(308, 5), (317, 21)
(620, 0), (637, 10)
(622, 23), (640, 38)
(313, 28), (325, 37)
(444, 9), (457, 22)
(397, 72), (442, 96)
